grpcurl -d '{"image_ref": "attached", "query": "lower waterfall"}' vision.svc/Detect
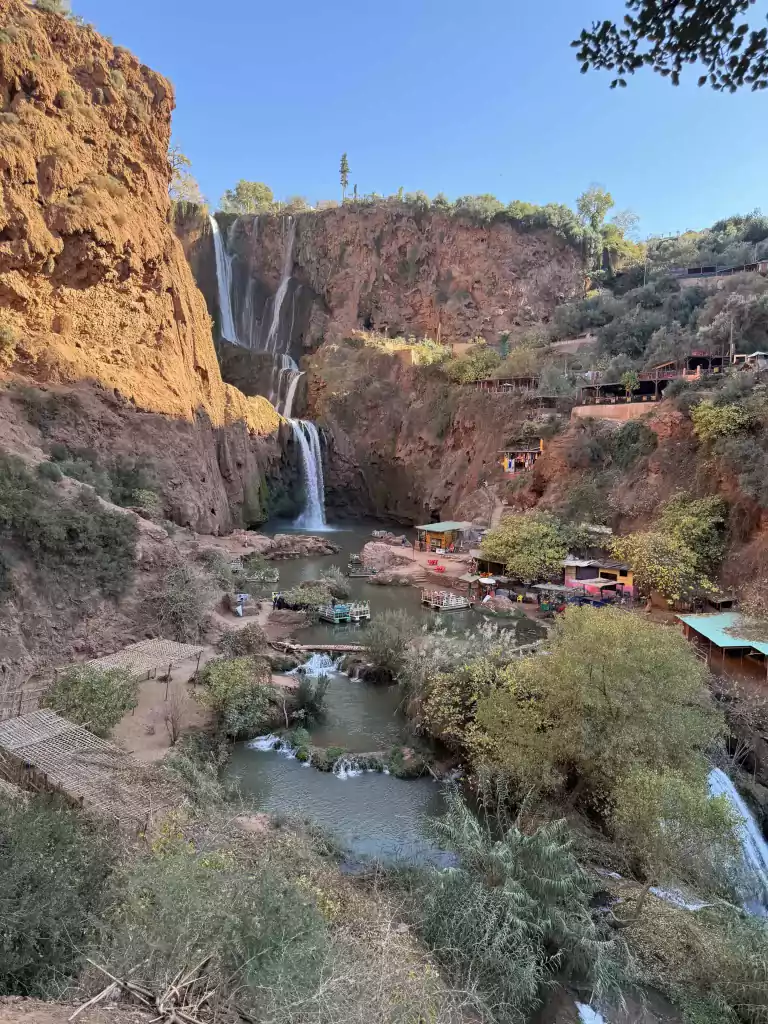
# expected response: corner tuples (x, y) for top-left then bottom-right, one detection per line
(708, 767), (768, 910)
(290, 420), (326, 530)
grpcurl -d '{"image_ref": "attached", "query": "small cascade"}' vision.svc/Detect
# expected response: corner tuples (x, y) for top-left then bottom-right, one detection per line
(290, 419), (327, 530)
(209, 215), (239, 345)
(265, 217), (296, 353)
(709, 767), (768, 909)
(296, 653), (338, 675)
(282, 370), (303, 419)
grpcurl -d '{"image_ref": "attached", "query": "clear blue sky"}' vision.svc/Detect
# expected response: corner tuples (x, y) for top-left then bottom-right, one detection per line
(73, 0), (767, 238)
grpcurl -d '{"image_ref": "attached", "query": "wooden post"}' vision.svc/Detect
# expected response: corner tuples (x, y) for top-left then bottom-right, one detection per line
(194, 651), (202, 684)
(165, 663), (172, 700)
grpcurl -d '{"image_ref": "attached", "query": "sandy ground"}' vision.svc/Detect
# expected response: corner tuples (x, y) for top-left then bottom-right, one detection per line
(112, 601), (297, 761)
(0, 999), (151, 1024)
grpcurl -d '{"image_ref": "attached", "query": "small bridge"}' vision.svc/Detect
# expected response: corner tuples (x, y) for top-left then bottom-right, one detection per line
(270, 641), (367, 654)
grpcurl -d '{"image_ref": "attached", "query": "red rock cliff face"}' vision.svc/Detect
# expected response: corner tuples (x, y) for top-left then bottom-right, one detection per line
(179, 207), (584, 360)
(0, 0), (282, 531)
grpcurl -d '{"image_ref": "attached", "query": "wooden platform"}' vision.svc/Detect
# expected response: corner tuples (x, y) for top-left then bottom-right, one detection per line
(0, 710), (176, 827)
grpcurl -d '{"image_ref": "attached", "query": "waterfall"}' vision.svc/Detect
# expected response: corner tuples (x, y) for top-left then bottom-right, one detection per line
(265, 217), (296, 353)
(290, 420), (326, 530)
(209, 215), (239, 345)
(282, 370), (303, 419)
(708, 767), (768, 909)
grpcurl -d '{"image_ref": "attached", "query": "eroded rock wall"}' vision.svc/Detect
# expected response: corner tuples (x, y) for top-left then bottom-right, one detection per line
(178, 206), (584, 361)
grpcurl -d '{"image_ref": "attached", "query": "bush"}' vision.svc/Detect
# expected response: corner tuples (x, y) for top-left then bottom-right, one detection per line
(42, 665), (138, 736)
(197, 655), (275, 738)
(691, 400), (754, 443)
(36, 460), (62, 482)
(33, 0), (69, 12)
(364, 609), (417, 681)
(0, 454), (137, 599)
(282, 582), (332, 610)
(316, 565), (350, 598)
(196, 547), (235, 588)
(293, 673), (329, 725)
(218, 622), (268, 657)
(0, 795), (114, 997)
(480, 511), (568, 582)
(0, 325), (17, 366)
(93, 840), (329, 1019)
(12, 387), (82, 433)
(149, 563), (213, 642)
(406, 791), (625, 1023)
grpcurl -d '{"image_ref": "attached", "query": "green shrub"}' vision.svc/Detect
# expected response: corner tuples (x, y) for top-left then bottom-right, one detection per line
(198, 656), (275, 738)
(0, 454), (137, 598)
(0, 325), (17, 366)
(163, 734), (236, 806)
(149, 563), (213, 642)
(364, 609), (417, 681)
(0, 794), (114, 997)
(196, 547), (235, 588)
(92, 838), (329, 1019)
(12, 386), (82, 433)
(33, 0), (69, 12)
(316, 565), (350, 598)
(293, 673), (329, 725)
(691, 400), (754, 443)
(282, 582), (332, 610)
(218, 621), (268, 657)
(612, 419), (657, 469)
(36, 460), (62, 482)
(407, 791), (625, 1022)
(42, 665), (138, 736)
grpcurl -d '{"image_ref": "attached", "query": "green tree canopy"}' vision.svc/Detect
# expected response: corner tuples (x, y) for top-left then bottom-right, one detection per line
(659, 492), (727, 574)
(480, 512), (568, 582)
(577, 184), (615, 231)
(219, 180), (275, 215)
(574, 0), (768, 92)
(42, 666), (138, 737)
(611, 766), (741, 903)
(611, 529), (713, 599)
(473, 606), (723, 804)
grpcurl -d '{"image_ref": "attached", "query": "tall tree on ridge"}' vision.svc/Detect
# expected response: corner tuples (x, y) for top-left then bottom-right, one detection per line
(339, 153), (350, 201)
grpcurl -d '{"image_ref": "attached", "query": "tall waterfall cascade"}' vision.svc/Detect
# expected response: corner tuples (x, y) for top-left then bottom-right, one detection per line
(265, 217), (296, 353)
(708, 767), (768, 910)
(209, 215), (239, 345)
(209, 213), (325, 529)
(290, 420), (326, 530)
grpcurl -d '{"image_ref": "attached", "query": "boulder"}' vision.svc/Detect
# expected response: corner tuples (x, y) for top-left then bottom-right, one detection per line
(361, 541), (412, 570)
(270, 534), (340, 559)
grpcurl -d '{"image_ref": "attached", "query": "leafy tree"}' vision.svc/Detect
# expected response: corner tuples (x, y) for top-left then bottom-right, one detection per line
(620, 369), (640, 400)
(453, 193), (505, 222)
(168, 144), (205, 206)
(659, 492), (727, 574)
(611, 766), (741, 911)
(0, 795), (114, 997)
(473, 606), (722, 804)
(197, 655), (274, 738)
(444, 340), (502, 383)
(480, 512), (568, 582)
(413, 790), (625, 1022)
(691, 399), (755, 442)
(574, 0), (768, 92)
(577, 184), (614, 231)
(220, 180), (275, 215)
(42, 666), (138, 736)
(339, 152), (350, 200)
(611, 530), (713, 599)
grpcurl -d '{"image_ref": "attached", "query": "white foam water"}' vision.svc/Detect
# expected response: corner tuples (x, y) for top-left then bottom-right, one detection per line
(209, 215), (239, 345)
(290, 420), (327, 530)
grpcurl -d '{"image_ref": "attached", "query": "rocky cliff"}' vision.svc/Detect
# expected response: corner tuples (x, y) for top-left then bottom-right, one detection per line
(0, 0), (285, 532)
(307, 342), (543, 524)
(179, 205), (584, 364)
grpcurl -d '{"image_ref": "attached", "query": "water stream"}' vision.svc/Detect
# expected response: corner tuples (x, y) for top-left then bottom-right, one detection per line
(290, 421), (327, 530)
(209, 215), (239, 345)
(227, 523), (544, 861)
(708, 766), (768, 911)
(265, 217), (296, 353)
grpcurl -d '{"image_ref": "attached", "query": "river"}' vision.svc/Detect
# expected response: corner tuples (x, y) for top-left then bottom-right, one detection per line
(227, 521), (544, 862)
